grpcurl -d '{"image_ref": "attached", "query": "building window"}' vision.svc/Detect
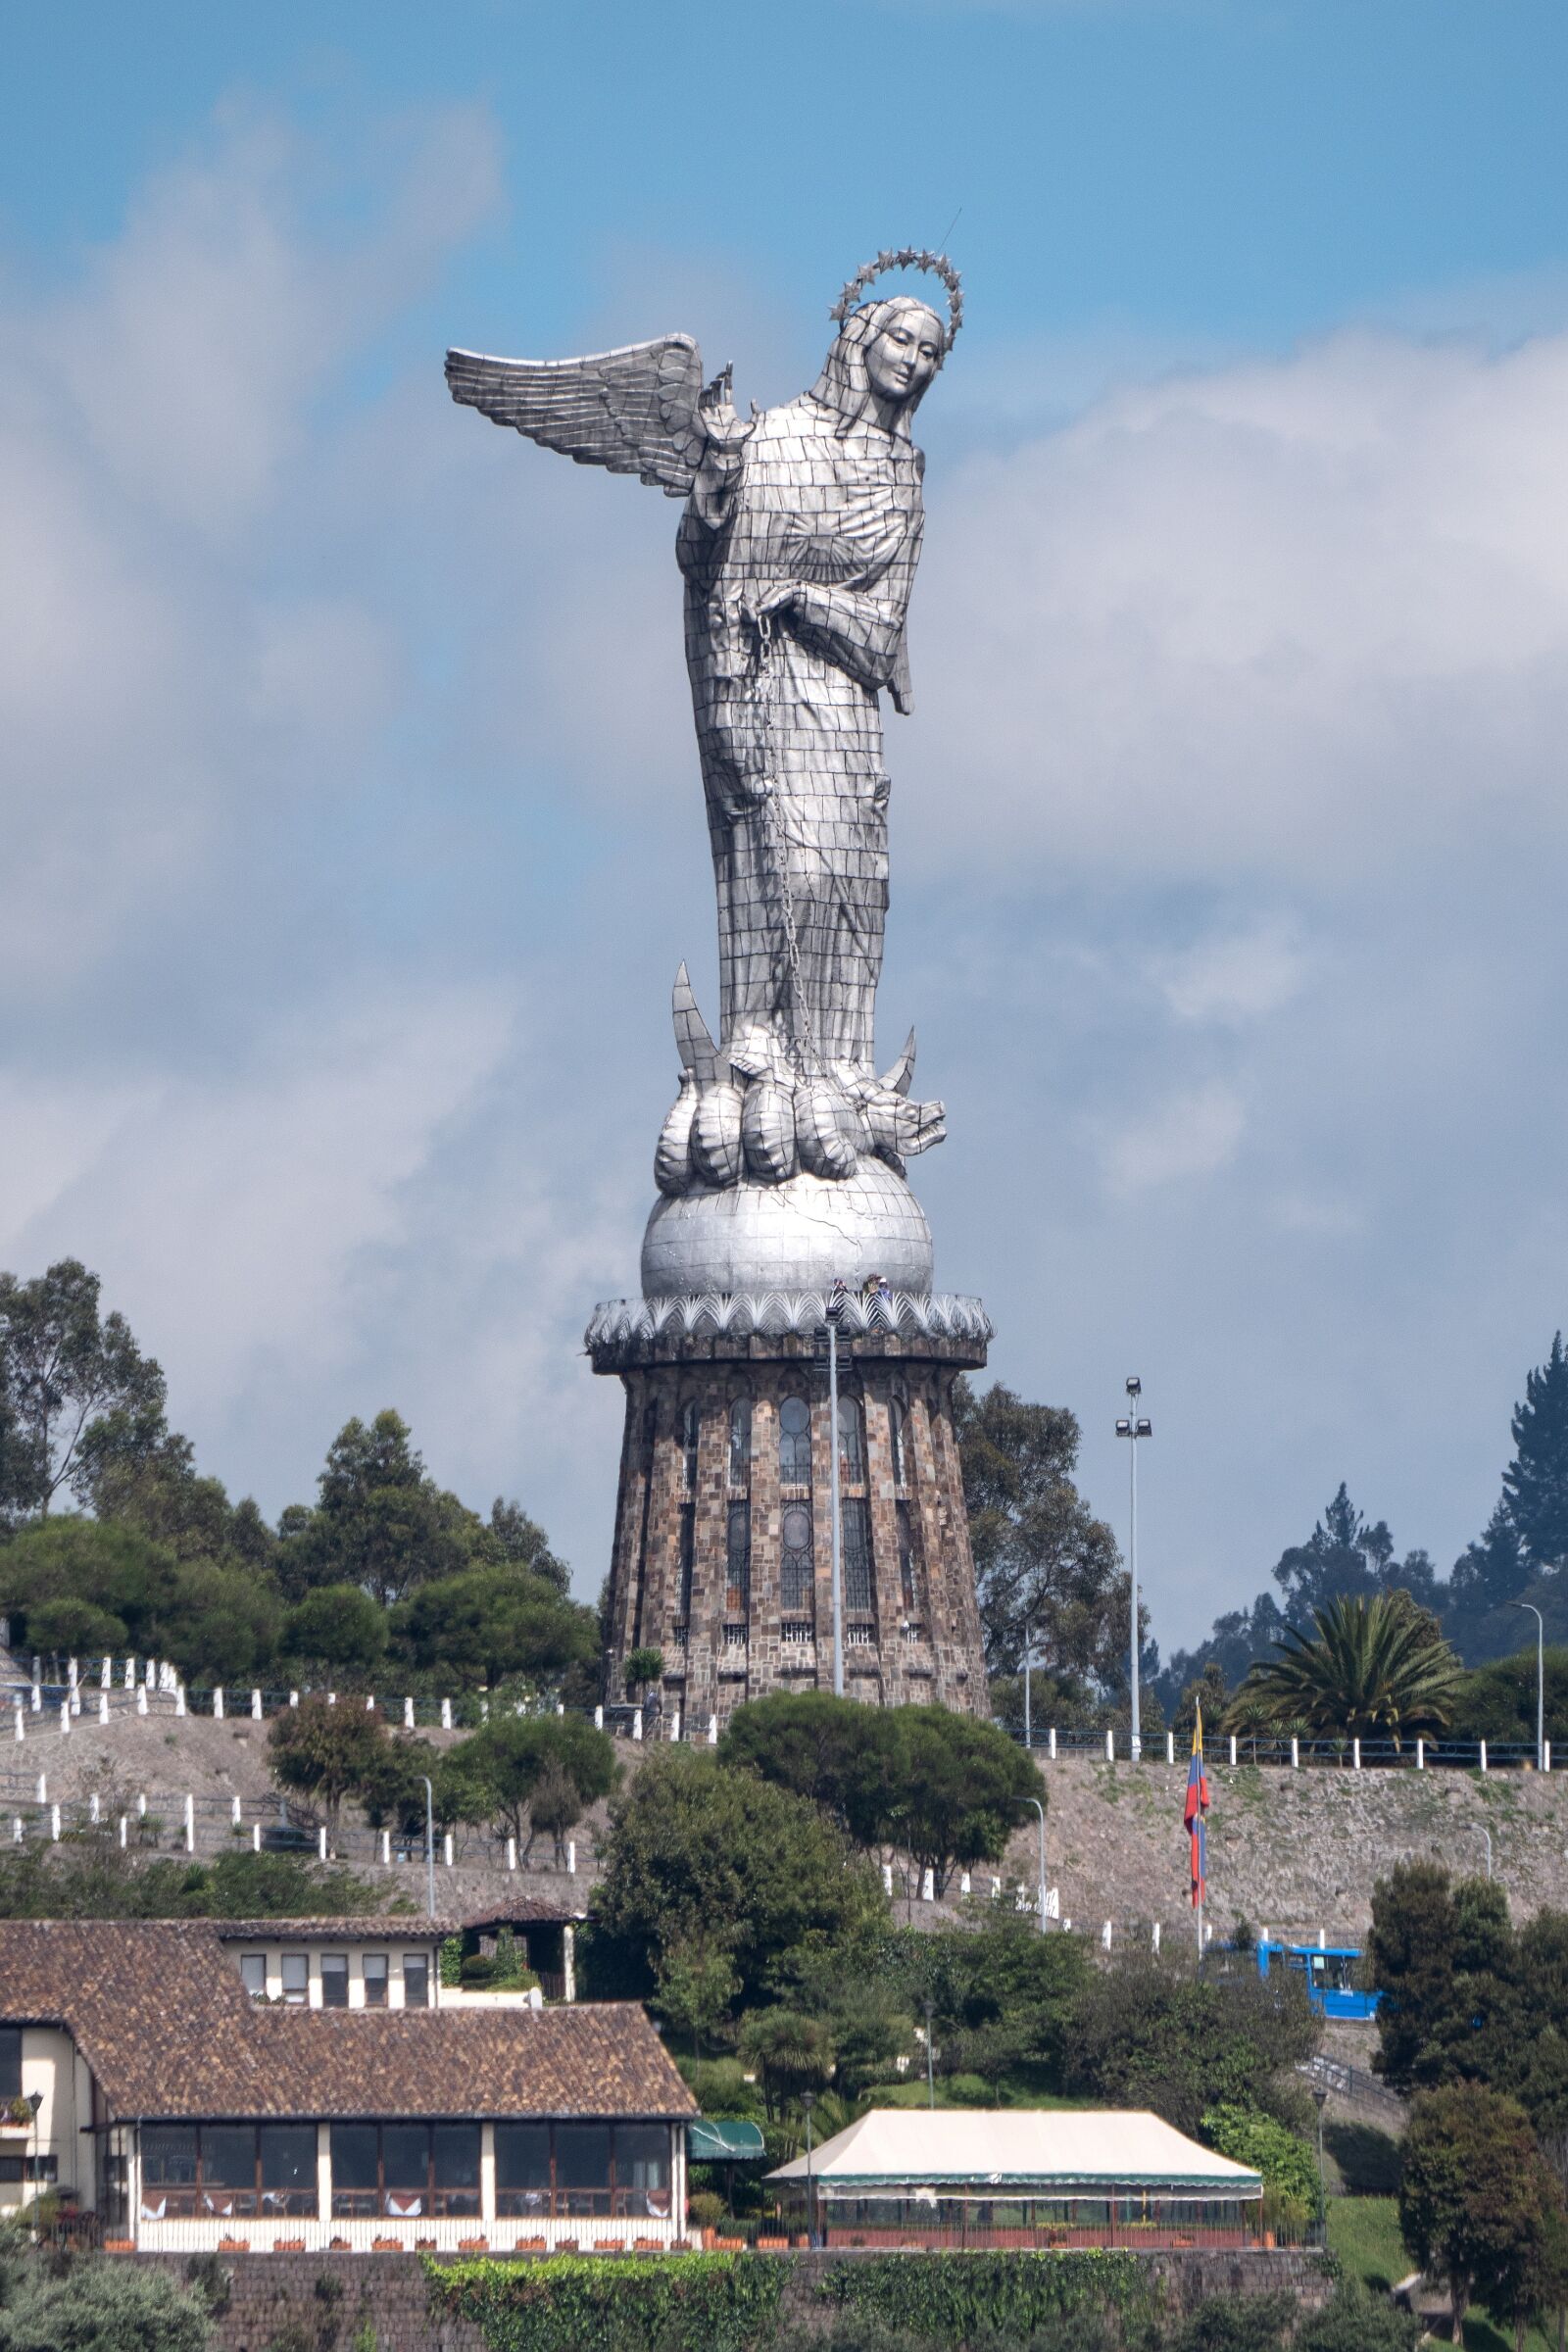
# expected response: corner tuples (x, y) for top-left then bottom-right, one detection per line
(139, 2124), (318, 2220)
(320, 1954), (349, 2009)
(680, 1400), (700, 1492)
(837, 1396), (866, 1486)
(0, 2155), (56, 2185)
(889, 1397), (907, 1489)
(328, 2122), (480, 2219)
(781, 1502), (814, 1614)
(842, 1498), (874, 1617)
(494, 2121), (672, 2221)
(724, 1500), (751, 1616)
(280, 1952), (309, 2006)
(678, 1503), (697, 1620)
(897, 1500), (922, 1615)
(238, 1953), (267, 1999)
(363, 1954), (389, 2009)
(728, 1397), (752, 1489)
(403, 1952), (430, 2009)
(0, 2028), (20, 2101)
(779, 1395), (811, 1485)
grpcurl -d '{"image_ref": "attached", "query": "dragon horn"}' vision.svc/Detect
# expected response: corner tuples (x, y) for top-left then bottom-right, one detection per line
(879, 1028), (917, 1099)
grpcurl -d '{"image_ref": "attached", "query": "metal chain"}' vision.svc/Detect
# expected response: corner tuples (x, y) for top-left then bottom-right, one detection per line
(753, 615), (818, 1079)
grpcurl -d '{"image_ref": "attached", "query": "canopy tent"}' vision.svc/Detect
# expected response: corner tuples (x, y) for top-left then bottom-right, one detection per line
(688, 2119), (766, 2163)
(768, 2108), (1263, 2245)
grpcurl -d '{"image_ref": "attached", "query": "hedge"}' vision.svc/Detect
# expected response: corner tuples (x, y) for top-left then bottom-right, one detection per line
(814, 2250), (1159, 2338)
(423, 2252), (784, 2352)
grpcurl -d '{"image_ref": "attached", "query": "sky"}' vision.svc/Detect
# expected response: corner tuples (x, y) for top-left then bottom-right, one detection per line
(3, 0), (1568, 1656)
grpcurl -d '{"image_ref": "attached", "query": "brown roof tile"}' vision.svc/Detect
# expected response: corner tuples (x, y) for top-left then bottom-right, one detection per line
(0, 1922), (694, 2124)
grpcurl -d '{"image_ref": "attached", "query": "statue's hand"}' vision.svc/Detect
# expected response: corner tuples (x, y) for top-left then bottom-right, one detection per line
(698, 363), (754, 455)
(743, 585), (802, 628)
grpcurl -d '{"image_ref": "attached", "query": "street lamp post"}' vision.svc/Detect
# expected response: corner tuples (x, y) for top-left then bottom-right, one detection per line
(801, 2090), (817, 2246)
(26, 2091), (42, 2230)
(1022, 1622), (1038, 1750)
(814, 1284), (849, 1699)
(1512, 1600), (1545, 1771)
(1115, 1380), (1153, 1760)
(1026, 1795), (1049, 1933)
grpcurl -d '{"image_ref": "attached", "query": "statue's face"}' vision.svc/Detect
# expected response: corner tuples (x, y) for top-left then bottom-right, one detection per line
(864, 307), (944, 404)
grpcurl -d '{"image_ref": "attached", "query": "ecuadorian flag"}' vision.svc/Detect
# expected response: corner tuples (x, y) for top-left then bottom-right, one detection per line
(1184, 1703), (1210, 1908)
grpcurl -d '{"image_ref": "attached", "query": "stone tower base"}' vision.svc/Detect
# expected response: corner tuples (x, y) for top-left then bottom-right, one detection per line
(586, 1290), (992, 1721)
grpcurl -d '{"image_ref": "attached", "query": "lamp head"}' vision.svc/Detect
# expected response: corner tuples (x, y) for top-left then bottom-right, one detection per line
(1125, 1376), (1142, 1397)
(1115, 1418), (1132, 1437)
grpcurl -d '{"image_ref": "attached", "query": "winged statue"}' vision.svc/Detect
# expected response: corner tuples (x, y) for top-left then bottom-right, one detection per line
(447, 250), (962, 1197)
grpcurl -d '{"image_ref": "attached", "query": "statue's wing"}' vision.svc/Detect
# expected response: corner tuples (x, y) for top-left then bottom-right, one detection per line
(445, 333), (705, 498)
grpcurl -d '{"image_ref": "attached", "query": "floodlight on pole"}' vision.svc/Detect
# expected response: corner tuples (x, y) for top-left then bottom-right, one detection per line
(815, 1282), (849, 1699)
(1512, 1600), (1545, 1772)
(1115, 1379), (1153, 1760)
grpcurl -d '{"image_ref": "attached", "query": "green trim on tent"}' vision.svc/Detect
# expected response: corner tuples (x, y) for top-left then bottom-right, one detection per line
(688, 2119), (767, 2162)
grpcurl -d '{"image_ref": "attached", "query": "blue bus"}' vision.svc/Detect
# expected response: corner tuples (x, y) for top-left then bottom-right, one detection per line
(1255, 1940), (1380, 2021)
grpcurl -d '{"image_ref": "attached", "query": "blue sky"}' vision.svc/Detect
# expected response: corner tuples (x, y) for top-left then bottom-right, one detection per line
(3, 0), (1568, 1653)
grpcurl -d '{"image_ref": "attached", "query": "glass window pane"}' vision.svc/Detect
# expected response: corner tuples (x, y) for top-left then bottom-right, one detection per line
(678, 1504), (696, 1620)
(320, 1955), (349, 2008)
(897, 1501), (920, 1614)
(200, 2127), (256, 2189)
(681, 1400), (700, 1491)
(843, 1499), (874, 1616)
(724, 1500), (751, 1616)
(432, 2125), (480, 2188)
(402, 1955), (429, 2009)
(496, 2124), (552, 2191)
(837, 1396), (865, 1485)
(615, 2125), (669, 2191)
(280, 1952), (309, 2003)
(728, 1398), (752, 1489)
(779, 1396), (811, 1485)
(142, 2126), (198, 2185)
(380, 2124), (428, 2190)
(0, 2028), (20, 2101)
(889, 1399), (906, 1488)
(554, 2124), (612, 2189)
(781, 1502), (813, 1614)
(259, 2127), (317, 2192)
(239, 1954), (267, 1998)
(363, 1954), (388, 2008)
(329, 2125), (379, 2192)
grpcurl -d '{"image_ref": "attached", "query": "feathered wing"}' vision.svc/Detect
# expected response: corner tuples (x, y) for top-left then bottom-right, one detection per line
(445, 333), (706, 497)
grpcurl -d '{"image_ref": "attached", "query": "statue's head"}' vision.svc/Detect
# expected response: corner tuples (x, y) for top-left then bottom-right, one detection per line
(814, 250), (961, 438)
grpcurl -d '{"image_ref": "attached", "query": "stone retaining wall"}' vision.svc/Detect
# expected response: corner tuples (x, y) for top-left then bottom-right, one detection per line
(139, 2243), (1334, 2352)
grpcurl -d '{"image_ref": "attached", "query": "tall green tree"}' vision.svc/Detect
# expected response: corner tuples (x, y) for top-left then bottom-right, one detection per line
(269, 1693), (391, 1826)
(1504, 1334), (1568, 1570)
(393, 1563), (597, 1688)
(1399, 2082), (1560, 2342)
(487, 1497), (570, 1593)
(441, 1714), (617, 1853)
(1063, 1948), (1318, 2134)
(0, 1258), (170, 1521)
(275, 1410), (489, 1604)
(954, 1380), (1125, 1683)
(1367, 1863), (1517, 2093)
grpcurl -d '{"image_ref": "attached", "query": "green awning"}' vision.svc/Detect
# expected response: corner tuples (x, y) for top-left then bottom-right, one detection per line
(688, 2119), (766, 2163)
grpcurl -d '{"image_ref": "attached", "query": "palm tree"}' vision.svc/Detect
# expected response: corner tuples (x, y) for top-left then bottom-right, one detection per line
(1235, 1591), (1463, 1748)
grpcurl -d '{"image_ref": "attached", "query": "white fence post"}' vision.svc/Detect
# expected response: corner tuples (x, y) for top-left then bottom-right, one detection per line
(1480, 1740), (1489, 1772)
(50, 1804), (61, 1841)
(252, 1824), (262, 1853)
(173, 1683), (185, 1718)
(366, 1693), (376, 1712)
(593, 1705), (604, 1732)
(12, 1705), (22, 1744)
(136, 1687), (148, 1717)
(1291, 1737), (1299, 1769)
(123, 1658), (134, 1690)
(251, 1689), (263, 1720)
(231, 1794), (242, 1827)
(443, 1832), (454, 1867)
(671, 1709), (682, 1743)
(991, 1877), (1002, 1900)
(507, 1838), (517, 1872)
(318, 1826), (328, 1862)
(921, 1867), (935, 1902)
(213, 1687), (224, 1721)
(567, 1839), (577, 1876)
(119, 1817), (127, 1849)
(89, 1791), (100, 1824)
(959, 1870), (971, 1895)
(882, 1862), (895, 1895)
(440, 1698), (453, 1731)
(1416, 1738), (1425, 1771)
(1165, 1732), (1174, 1764)
(68, 1657), (78, 1691)
(632, 1708), (643, 1742)
(35, 1774), (45, 1805)
(100, 1656), (112, 1690)
(1352, 1738), (1361, 1770)
(708, 1713), (718, 1745)
(380, 1830), (391, 1865)
(326, 1692), (336, 1708)
(288, 1690), (299, 1709)
(183, 1794), (194, 1854)
(1104, 1728), (1114, 1761)
(1152, 1921), (1161, 1952)
(1229, 1735), (1238, 1767)
(58, 1700), (70, 1738)
(404, 1696), (415, 1730)
(1048, 1728), (1056, 1760)
(97, 1692), (109, 1727)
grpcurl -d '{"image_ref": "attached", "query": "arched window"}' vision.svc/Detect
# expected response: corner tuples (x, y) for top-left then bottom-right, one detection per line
(889, 1398), (907, 1489)
(677, 1505), (696, 1621)
(897, 1500), (922, 1616)
(779, 1396), (811, 1486)
(837, 1395), (865, 1487)
(728, 1397), (752, 1491)
(724, 1501), (751, 1616)
(843, 1499), (874, 1617)
(780, 1502), (813, 1614)
(680, 1401), (700, 1493)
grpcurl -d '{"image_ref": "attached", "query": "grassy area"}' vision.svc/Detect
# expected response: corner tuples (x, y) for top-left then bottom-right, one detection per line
(1328, 2197), (1562, 2350)
(1326, 2195), (1406, 2294)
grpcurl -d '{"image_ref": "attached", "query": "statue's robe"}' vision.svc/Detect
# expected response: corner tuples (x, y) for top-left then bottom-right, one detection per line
(678, 391), (924, 1081)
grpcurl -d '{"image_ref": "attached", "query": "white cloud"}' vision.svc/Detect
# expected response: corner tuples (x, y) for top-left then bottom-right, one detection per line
(1157, 921), (1307, 1024)
(1097, 1079), (1246, 1197)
